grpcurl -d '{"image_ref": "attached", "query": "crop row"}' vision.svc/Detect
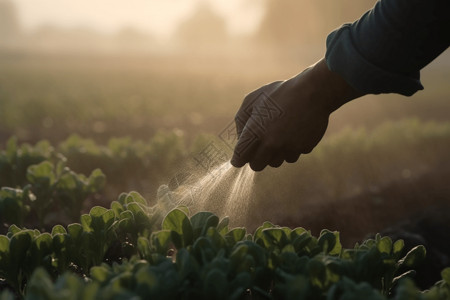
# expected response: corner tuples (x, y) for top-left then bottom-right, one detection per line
(0, 196), (449, 299)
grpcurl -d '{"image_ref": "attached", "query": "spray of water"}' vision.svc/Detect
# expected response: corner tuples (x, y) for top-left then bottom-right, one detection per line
(168, 162), (255, 225)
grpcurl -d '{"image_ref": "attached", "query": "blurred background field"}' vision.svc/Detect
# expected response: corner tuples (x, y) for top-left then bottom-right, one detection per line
(0, 0), (450, 248)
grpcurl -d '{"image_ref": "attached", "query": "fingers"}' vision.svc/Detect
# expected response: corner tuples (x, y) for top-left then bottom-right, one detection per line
(230, 124), (260, 168)
(249, 146), (276, 171)
(250, 151), (299, 171)
(235, 81), (283, 137)
(268, 156), (284, 168)
(285, 152), (301, 163)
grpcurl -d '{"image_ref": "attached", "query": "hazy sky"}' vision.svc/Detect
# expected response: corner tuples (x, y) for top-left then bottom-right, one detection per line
(14, 0), (264, 38)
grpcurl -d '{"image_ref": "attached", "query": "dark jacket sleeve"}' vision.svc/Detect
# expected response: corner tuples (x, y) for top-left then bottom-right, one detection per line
(325, 0), (450, 96)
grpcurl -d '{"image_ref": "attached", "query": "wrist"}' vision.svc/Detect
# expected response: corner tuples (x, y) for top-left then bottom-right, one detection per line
(313, 58), (365, 113)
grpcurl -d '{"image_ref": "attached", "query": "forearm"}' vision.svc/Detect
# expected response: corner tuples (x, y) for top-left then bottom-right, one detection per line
(326, 0), (450, 96)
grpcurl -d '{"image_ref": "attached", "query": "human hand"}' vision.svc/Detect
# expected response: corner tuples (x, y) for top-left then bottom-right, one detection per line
(231, 58), (363, 171)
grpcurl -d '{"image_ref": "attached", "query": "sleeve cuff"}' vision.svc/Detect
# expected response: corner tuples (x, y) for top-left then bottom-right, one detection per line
(325, 25), (424, 96)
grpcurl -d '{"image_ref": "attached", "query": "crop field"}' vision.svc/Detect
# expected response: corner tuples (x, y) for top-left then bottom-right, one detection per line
(1, 49), (450, 299)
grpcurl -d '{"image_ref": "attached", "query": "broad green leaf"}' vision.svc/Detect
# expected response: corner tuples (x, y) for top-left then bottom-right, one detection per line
(190, 212), (215, 231)
(204, 215), (219, 233)
(51, 225), (67, 236)
(176, 205), (190, 216)
(125, 191), (146, 205)
(10, 230), (33, 264)
(162, 208), (190, 235)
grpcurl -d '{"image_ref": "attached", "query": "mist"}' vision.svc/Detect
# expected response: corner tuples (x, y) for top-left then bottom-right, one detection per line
(1, 0), (449, 250)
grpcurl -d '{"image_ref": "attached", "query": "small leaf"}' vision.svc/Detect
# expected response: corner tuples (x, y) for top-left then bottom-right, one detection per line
(52, 233), (66, 250)
(217, 217), (229, 235)
(81, 214), (93, 232)
(101, 210), (116, 229)
(125, 191), (147, 205)
(7, 224), (21, 238)
(290, 227), (307, 239)
(318, 230), (336, 254)
(51, 225), (67, 236)
(117, 193), (128, 205)
(110, 201), (124, 218)
(377, 236), (392, 254)
(89, 206), (108, 218)
(254, 221), (275, 241)
(151, 230), (172, 254)
(263, 228), (287, 245)
(67, 223), (83, 239)
(393, 239), (405, 256)
(127, 203), (148, 224)
(34, 233), (52, 253)
(226, 228), (246, 245)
